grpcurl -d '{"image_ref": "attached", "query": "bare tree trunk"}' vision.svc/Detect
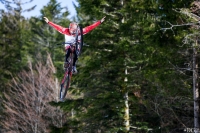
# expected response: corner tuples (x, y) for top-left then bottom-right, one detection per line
(193, 38), (199, 131)
(121, 0), (130, 131)
(124, 91), (130, 132)
(124, 66), (130, 132)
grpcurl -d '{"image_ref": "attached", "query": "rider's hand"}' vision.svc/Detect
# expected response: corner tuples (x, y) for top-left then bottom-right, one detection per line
(100, 16), (106, 23)
(44, 17), (49, 23)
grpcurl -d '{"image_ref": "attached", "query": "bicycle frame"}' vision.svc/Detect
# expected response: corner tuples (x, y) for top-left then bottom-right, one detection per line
(61, 45), (75, 81)
(60, 44), (75, 101)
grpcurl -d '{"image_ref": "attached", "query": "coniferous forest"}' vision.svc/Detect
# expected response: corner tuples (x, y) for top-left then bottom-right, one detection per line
(0, 0), (200, 132)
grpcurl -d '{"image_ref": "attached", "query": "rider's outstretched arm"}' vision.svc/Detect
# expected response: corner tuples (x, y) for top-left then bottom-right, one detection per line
(48, 22), (68, 34)
(44, 17), (68, 34)
(83, 21), (101, 35)
(83, 16), (106, 35)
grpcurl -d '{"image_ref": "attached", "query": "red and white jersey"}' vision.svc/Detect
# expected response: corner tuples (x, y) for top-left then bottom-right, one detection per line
(48, 21), (101, 46)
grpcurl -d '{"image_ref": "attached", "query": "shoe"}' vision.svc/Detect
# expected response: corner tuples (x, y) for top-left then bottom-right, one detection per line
(72, 66), (78, 74)
(63, 62), (69, 69)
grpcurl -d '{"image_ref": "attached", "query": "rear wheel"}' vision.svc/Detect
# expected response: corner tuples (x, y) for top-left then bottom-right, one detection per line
(60, 73), (70, 101)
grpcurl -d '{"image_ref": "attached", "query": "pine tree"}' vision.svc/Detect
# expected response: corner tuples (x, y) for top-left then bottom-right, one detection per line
(0, 0), (71, 131)
(65, 0), (195, 132)
(0, 0), (36, 131)
(0, 0), (36, 93)
(58, 0), (158, 132)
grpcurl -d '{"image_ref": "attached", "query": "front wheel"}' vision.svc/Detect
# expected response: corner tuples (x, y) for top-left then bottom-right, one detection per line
(60, 73), (70, 101)
(76, 26), (83, 56)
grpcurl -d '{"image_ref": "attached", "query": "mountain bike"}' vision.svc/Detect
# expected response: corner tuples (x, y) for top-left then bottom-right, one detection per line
(59, 25), (83, 101)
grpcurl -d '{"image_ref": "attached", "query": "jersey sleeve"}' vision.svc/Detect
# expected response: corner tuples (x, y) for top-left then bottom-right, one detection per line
(83, 21), (101, 35)
(48, 21), (68, 34)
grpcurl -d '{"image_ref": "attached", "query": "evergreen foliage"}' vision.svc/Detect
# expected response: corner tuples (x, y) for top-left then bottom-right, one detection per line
(0, 0), (199, 132)
(60, 0), (195, 132)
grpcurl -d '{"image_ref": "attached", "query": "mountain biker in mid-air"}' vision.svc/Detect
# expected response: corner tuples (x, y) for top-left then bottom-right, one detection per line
(44, 16), (106, 74)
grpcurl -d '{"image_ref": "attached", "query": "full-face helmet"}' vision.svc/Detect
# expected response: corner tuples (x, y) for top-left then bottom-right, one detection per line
(69, 22), (78, 35)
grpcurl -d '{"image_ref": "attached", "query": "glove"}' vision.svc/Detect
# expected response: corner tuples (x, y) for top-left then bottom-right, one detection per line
(100, 16), (106, 23)
(44, 17), (49, 23)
